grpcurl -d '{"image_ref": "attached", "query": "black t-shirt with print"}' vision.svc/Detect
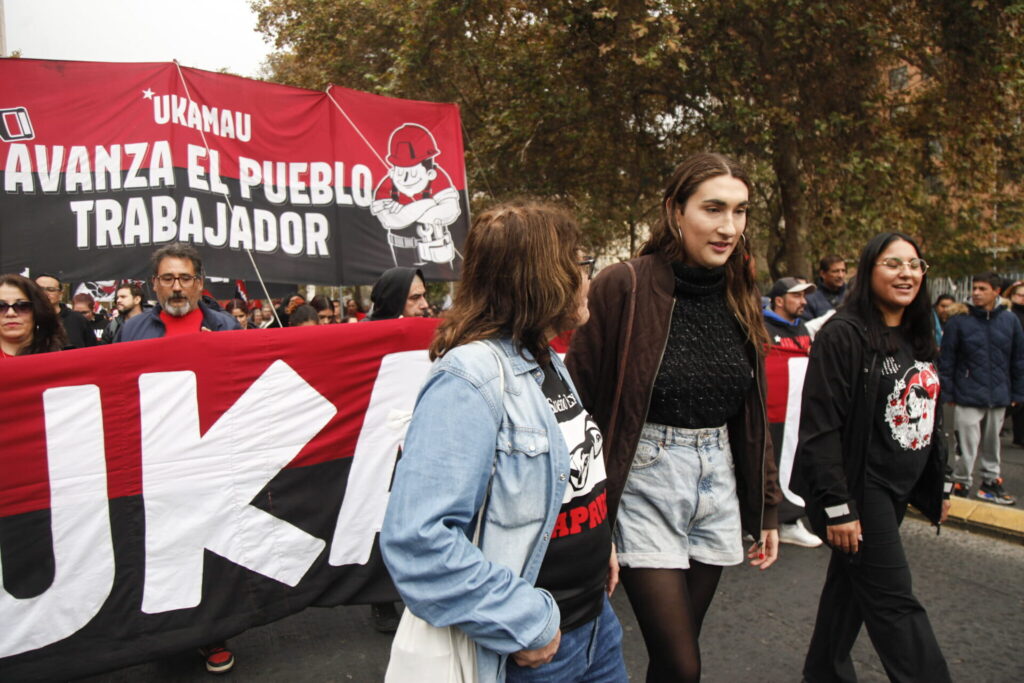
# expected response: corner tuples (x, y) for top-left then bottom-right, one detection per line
(535, 361), (611, 632)
(867, 334), (940, 499)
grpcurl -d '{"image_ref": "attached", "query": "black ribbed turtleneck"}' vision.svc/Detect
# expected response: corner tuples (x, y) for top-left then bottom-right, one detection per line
(645, 264), (753, 429)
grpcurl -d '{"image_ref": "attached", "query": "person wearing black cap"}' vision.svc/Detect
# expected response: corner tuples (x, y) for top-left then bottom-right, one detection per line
(763, 278), (823, 548)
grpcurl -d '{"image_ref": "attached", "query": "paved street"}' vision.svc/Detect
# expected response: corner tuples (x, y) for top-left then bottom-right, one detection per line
(82, 439), (1024, 682)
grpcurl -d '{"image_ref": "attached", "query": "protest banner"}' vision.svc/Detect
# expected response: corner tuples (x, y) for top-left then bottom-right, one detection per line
(0, 59), (469, 285)
(0, 319), (438, 680)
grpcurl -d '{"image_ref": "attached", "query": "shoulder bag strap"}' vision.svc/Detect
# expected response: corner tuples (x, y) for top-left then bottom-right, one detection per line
(470, 339), (506, 545)
(605, 261), (637, 448)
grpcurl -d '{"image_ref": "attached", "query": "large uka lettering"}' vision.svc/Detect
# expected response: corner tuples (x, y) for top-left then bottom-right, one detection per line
(0, 354), (428, 657)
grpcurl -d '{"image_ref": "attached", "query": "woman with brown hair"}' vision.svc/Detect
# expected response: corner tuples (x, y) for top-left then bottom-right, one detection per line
(382, 201), (626, 682)
(225, 299), (251, 329)
(0, 273), (67, 357)
(568, 152), (780, 681)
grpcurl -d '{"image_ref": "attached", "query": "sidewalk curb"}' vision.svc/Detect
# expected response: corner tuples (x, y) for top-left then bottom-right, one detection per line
(942, 497), (1024, 543)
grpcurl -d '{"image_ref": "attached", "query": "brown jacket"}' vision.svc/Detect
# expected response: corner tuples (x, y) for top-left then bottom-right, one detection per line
(566, 251), (780, 536)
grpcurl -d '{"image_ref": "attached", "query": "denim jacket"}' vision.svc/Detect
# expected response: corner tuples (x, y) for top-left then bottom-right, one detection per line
(381, 337), (574, 682)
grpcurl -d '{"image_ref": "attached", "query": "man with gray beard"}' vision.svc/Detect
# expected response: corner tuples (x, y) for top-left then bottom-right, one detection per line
(118, 243), (238, 343)
(115, 242), (238, 673)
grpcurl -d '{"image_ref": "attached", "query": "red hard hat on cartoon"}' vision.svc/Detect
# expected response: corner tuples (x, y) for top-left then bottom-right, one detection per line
(386, 124), (439, 166)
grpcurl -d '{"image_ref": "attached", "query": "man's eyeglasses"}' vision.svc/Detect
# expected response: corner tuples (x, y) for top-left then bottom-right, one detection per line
(0, 300), (33, 315)
(155, 273), (199, 286)
(876, 257), (929, 274)
(578, 257), (596, 279)
(38, 286), (61, 293)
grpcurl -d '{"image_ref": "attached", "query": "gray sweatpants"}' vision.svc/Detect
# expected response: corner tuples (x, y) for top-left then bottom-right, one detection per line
(952, 405), (1007, 486)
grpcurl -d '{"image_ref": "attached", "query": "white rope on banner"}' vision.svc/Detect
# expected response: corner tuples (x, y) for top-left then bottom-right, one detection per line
(172, 60), (283, 327)
(323, 86), (403, 266)
(324, 85), (389, 170)
(325, 85), (465, 267)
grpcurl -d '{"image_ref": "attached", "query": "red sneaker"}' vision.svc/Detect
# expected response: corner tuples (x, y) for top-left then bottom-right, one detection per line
(198, 642), (235, 674)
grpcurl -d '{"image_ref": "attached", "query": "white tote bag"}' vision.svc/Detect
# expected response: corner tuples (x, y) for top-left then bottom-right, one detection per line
(384, 613), (478, 683)
(384, 342), (505, 683)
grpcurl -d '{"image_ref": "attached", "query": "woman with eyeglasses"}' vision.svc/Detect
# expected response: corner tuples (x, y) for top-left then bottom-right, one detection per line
(567, 153), (780, 681)
(0, 273), (67, 357)
(793, 232), (951, 682)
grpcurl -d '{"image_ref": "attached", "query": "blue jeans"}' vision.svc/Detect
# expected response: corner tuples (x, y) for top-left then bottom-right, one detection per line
(505, 595), (627, 683)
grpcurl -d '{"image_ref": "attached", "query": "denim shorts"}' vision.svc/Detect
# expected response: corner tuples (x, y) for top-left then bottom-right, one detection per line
(614, 422), (743, 569)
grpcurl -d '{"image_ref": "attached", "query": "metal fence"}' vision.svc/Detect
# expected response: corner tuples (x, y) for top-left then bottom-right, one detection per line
(928, 272), (1024, 302)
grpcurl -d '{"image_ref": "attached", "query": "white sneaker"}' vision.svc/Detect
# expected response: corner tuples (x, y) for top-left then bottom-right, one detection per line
(778, 520), (823, 548)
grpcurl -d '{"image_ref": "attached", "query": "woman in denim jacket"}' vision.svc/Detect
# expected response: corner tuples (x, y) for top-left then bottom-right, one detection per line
(382, 201), (626, 682)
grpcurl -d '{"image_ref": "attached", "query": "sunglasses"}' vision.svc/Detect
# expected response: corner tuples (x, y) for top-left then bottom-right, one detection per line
(0, 300), (33, 315)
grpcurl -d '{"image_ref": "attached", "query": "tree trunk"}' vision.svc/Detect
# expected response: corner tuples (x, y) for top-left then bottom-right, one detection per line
(772, 135), (811, 279)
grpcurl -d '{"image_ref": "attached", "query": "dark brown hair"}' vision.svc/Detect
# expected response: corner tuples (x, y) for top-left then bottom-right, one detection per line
(972, 271), (1003, 292)
(640, 152), (769, 353)
(819, 255), (845, 273)
(0, 273), (67, 354)
(151, 242), (203, 277)
(430, 200), (583, 363)
(309, 295), (334, 313)
(225, 298), (248, 314)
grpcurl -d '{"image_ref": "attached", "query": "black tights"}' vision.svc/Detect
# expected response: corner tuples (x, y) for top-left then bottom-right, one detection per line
(620, 562), (723, 683)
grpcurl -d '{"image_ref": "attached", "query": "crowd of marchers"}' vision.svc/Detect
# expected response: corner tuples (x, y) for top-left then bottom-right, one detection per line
(1, 154), (1022, 681)
(11, 271), (441, 347)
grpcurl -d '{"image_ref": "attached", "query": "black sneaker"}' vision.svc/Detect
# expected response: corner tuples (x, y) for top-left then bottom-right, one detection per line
(370, 602), (400, 633)
(951, 482), (969, 498)
(977, 478), (1017, 506)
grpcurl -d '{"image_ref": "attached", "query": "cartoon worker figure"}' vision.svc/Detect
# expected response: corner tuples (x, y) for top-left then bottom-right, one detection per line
(371, 123), (461, 266)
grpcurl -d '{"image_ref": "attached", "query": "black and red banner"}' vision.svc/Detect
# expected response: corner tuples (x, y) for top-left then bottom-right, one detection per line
(0, 319), (439, 680)
(0, 59), (469, 285)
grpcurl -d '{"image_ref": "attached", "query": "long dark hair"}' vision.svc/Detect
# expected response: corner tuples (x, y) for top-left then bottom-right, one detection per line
(639, 152), (769, 353)
(430, 200), (582, 364)
(842, 232), (936, 360)
(0, 273), (67, 355)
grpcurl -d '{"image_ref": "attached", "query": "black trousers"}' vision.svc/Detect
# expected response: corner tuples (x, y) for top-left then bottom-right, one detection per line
(803, 482), (950, 683)
(1010, 403), (1024, 445)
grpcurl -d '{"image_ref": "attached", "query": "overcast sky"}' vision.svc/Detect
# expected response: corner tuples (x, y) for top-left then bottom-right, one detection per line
(3, 0), (272, 78)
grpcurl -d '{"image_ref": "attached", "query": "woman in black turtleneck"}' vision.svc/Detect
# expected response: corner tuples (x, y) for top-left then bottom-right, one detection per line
(568, 153), (780, 682)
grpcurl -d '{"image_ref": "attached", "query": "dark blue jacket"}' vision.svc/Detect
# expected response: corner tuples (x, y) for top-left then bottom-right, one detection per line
(938, 305), (1024, 407)
(116, 300), (239, 342)
(803, 279), (847, 320)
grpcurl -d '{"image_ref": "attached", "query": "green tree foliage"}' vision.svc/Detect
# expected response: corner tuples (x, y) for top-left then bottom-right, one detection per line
(255, 0), (1023, 276)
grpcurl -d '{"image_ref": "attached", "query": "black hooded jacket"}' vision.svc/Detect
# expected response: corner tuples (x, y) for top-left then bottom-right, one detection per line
(792, 309), (950, 539)
(366, 267), (424, 321)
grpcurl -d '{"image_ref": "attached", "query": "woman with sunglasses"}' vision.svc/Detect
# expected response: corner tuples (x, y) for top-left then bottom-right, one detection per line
(568, 153), (780, 681)
(0, 274), (67, 357)
(794, 232), (951, 682)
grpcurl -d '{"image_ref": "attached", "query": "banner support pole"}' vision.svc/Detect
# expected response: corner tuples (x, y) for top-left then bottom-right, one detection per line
(172, 60), (282, 327)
